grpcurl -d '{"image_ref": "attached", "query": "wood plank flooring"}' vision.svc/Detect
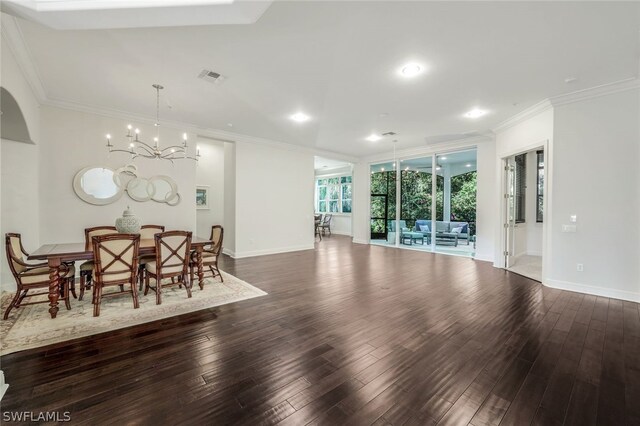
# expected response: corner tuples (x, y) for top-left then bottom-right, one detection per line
(1, 236), (639, 425)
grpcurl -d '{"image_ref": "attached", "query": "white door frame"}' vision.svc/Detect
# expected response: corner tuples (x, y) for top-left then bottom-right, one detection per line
(496, 138), (552, 285)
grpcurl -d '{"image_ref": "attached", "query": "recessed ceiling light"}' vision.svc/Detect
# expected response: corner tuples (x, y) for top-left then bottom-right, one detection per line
(227, 123), (233, 127)
(400, 63), (422, 77)
(366, 134), (381, 142)
(290, 112), (310, 122)
(464, 109), (488, 119)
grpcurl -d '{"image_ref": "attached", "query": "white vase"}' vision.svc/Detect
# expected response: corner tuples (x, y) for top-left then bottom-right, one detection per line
(115, 206), (141, 234)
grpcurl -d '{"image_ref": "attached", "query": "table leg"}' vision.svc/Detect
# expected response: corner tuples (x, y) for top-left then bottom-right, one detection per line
(48, 257), (61, 319)
(196, 246), (204, 290)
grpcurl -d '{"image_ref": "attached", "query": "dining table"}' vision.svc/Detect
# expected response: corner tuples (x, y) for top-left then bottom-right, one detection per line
(28, 236), (213, 319)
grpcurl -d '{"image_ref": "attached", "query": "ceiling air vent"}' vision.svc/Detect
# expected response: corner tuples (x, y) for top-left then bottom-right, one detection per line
(198, 69), (225, 84)
(382, 131), (396, 136)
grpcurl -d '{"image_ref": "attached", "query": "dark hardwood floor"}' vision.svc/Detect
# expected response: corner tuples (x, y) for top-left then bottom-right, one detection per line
(1, 236), (639, 425)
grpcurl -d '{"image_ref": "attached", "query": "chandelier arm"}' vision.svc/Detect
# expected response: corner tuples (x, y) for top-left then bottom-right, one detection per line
(135, 145), (157, 156)
(161, 145), (187, 151)
(133, 140), (157, 152)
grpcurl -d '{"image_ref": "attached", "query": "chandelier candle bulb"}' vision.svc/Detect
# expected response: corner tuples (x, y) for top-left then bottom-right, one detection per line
(103, 84), (199, 162)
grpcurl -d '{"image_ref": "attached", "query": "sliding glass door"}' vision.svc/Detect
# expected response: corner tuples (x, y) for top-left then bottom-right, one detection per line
(370, 149), (477, 258)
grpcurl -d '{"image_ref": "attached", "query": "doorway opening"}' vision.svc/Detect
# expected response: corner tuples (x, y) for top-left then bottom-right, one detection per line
(504, 148), (545, 281)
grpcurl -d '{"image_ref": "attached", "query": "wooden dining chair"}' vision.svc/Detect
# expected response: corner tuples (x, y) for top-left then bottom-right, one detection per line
(144, 231), (192, 305)
(190, 225), (224, 284)
(79, 226), (117, 301)
(137, 225), (165, 290)
(3, 233), (75, 319)
(91, 234), (140, 317)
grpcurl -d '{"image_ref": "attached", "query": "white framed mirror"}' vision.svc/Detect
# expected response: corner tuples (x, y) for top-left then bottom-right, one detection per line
(73, 166), (124, 205)
(73, 165), (181, 206)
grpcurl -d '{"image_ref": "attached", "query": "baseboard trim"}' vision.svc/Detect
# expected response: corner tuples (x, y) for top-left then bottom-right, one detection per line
(545, 278), (640, 303)
(329, 231), (352, 237)
(474, 254), (494, 263)
(352, 238), (369, 245)
(222, 248), (236, 258)
(232, 244), (315, 259)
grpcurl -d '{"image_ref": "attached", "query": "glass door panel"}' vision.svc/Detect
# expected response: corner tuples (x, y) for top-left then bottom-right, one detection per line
(370, 162), (396, 246)
(398, 156), (433, 250)
(435, 150), (477, 257)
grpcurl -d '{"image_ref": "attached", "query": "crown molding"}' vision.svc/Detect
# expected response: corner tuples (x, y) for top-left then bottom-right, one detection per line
(494, 77), (640, 133)
(492, 99), (553, 134)
(42, 96), (359, 164)
(548, 77), (639, 107)
(0, 14), (47, 103)
(361, 134), (493, 164)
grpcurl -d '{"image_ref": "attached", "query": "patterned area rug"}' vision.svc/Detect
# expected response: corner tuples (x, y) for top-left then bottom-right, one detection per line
(0, 271), (267, 355)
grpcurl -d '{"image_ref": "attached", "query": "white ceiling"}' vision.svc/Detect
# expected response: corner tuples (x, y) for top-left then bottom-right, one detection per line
(7, 2), (640, 157)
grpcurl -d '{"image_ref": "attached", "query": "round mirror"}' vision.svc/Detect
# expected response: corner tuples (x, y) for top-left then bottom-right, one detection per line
(73, 166), (124, 205)
(126, 177), (155, 202)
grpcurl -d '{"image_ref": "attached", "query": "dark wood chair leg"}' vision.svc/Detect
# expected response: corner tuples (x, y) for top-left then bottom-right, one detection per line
(144, 273), (150, 296)
(79, 274), (86, 301)
(69, 277), (77, 299)
(93, 284), (102, 317)
(156, 279), (162, 305)
(185, 275), (192, 298)
(131, 279), (140, 309)
(64, 279), (72, 310)
(3, 292), (21, 320)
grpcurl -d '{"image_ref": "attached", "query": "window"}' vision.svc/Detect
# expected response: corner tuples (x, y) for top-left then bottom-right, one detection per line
(536, 150), (544, 223)
(515, 153), (526, 223)
(316, 175), (352, 214)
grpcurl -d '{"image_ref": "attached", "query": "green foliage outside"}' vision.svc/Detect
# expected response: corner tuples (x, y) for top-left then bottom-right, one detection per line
(450, 171), (477, 235)
(370, 170), (477, 236)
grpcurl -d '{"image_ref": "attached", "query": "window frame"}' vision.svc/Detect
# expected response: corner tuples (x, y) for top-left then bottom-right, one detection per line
(536, 150), (544, 223)
(315, 174), (352, 215)
(514, 153), (526, 224)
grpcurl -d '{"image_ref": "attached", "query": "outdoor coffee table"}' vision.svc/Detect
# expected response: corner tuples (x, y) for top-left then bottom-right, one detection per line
(401, 231), (425, 245)
(436, 231), (459, 247)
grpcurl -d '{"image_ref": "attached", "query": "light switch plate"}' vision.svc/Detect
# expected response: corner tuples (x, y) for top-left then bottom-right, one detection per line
(570, 215), (577, 223)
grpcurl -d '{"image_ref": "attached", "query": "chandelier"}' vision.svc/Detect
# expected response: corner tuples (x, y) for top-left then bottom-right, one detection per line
(105, 84), (200, 162)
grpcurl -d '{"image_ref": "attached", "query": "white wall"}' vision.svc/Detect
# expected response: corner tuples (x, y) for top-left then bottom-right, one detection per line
(0, 36), (42, 291)
(195, 138), (225, 239)
(351, 161), (370, 244)
(234, 141), (315, 258)
(38, 106), (197, 244)
(223, 142), (236, 255)
(549, 89), (639, 301)
(474, 140), (497, 262)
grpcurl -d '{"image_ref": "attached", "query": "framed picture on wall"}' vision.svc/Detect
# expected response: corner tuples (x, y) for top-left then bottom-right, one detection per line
(196, 186), (210, 210)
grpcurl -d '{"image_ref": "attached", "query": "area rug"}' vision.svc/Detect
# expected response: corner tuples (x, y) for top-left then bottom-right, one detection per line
(0, 271), (267, 355)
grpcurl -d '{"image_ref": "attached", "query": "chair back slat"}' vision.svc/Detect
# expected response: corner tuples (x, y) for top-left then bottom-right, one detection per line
(155, 231), (192, 275)
(85, 226), (117, 250)
(209, 225), (224, 256)
(139, 225), (165, 240)
(6, 234), (26, 273)
(92, 234), (140, 284)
